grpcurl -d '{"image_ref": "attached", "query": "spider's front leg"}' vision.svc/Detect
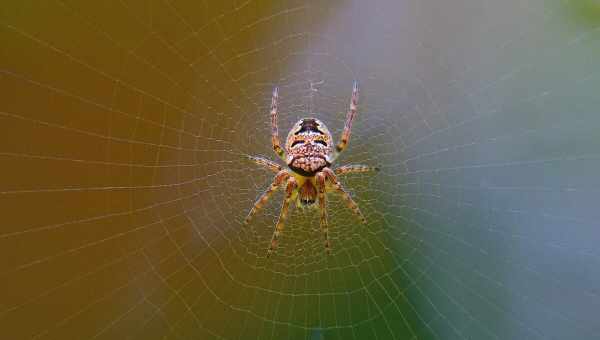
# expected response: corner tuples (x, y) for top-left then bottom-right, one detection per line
(244, 170), (289, 225)
(323, 167), (367, 224)
(269, 87), (286, 161)
(268, 176), (298, 256)
(315, 171), (330, 253)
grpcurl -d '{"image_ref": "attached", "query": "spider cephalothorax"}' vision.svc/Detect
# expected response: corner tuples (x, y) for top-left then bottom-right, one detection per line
(245, 82), (379, 256)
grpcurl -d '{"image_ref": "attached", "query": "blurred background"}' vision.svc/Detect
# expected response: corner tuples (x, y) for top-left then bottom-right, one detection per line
(1, 0), (600, 339)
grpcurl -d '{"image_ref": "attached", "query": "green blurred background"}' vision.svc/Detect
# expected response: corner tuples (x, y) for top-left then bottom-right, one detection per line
(1, 1), (600, 339)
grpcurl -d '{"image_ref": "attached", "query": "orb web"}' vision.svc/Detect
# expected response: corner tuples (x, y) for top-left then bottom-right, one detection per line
(1, 0), (600, 339)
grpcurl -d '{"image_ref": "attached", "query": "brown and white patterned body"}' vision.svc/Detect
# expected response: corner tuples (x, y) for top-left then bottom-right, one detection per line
(284, 118), (333, 205)
(245, 82), (379, 256)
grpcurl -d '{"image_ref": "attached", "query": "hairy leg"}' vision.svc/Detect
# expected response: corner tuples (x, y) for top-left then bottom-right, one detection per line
(268, 176), (298, 255)
(270, 87), (286, 160)
(323, 168), (367, 224)
(334, 164), (379, 176)
(315, 172), (330, 253)
(335, 81), (359, 155)
(244, 170), (289, 225)
(247, 155), (282, 173)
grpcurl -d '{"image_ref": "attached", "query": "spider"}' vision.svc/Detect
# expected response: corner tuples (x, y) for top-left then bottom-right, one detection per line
(244, 81), (379, 256)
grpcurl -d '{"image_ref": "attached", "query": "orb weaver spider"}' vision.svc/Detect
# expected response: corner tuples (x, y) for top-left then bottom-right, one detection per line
(245, 82), (379, 256)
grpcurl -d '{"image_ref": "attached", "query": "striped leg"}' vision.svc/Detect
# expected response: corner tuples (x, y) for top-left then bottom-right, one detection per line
(323, 168), (367, 224)
(316, 172), (330, 253)
(248, 155), (282, 173)
(244, 170), (289, 225)
(270, 87), (286, 161)
(268, 176), (298, 255)
(335, 81), (359, 154)
(334, 164), (379, 176)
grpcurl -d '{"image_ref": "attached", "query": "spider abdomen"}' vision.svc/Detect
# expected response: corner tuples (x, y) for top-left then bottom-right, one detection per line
(289, 155), (328, 176)
(285, 118), (333, 177)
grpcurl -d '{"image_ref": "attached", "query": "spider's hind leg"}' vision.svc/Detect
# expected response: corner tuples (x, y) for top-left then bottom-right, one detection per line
(334, 81), (359, 157)
(269, 87), (286, 161)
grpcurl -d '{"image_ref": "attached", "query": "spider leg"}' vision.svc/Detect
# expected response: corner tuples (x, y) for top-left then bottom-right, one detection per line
(323, 168), (367, 224)
(270, 87), (286, 161)
(244, 170), (289, 225)
(334, 164), (379, 176)
(335, 81), (359, 157)
(268, 176), (298, 256)
(247, 155), (282, 173)
(316, 172), (330, 253)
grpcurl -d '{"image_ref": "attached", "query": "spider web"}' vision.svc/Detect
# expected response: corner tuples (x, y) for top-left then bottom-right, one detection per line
(1, 0), (600, 339)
